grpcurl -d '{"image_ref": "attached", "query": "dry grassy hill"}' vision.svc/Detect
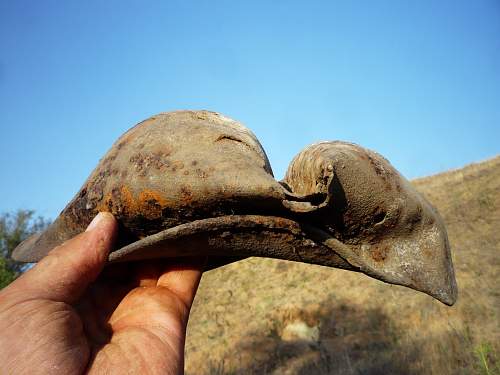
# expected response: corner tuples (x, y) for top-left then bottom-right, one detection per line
(186, 156), (500, 375)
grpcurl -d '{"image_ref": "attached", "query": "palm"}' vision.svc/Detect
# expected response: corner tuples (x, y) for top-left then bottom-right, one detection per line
(76, 261), (198, 374)
(0, 213), (202, 375)
(0, 260), (201, 375)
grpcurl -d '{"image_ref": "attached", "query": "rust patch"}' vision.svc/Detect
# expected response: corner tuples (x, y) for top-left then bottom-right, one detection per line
(102, 153), (117, 164)
(61, 186), (96, 232)
(180, 185), (194, 204)
(137, 190), (169, 219)
(171, 160), (185, 172)
(96, 185), (169, 221)
(89, 171), (109, 201)
(196, 168), (209, 178)
(119, 186), (136, 213)
(130, 150), (172, 177)
(371, 245), (388, 262)
(78, 188), (87, 198)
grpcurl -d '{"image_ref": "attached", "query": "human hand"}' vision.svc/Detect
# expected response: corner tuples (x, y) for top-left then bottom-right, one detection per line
(0, 212), (203, 375)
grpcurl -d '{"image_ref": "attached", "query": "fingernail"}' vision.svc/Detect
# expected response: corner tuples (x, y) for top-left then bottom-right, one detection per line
(86, 212), (106, 232)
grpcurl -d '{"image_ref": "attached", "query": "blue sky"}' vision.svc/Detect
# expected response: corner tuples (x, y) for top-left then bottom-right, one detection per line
(1, 0), (499, 220)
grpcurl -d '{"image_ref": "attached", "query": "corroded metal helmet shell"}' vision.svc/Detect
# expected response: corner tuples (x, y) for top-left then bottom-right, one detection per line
(13, 110), (457, 305)
(282, 142), (457, 305)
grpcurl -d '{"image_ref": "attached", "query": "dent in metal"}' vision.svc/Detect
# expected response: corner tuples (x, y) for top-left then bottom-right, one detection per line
(12, 110), (458, 306)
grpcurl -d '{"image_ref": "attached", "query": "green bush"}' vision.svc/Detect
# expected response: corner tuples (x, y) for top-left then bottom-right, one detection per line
(0, 210), (50, 288)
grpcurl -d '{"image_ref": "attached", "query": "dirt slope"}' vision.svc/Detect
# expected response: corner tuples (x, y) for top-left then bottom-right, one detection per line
(186, 155), (500, 375)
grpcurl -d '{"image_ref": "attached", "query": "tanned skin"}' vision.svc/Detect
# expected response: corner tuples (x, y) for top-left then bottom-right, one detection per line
(0, 212), (203, 375)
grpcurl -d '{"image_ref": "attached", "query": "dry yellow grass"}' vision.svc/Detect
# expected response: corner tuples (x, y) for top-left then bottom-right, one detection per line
(185, 156), (500, 375)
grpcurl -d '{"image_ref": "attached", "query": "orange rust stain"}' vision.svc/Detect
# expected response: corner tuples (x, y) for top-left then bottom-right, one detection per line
(96, 191), (114, 214)
(180, 185), (194, 205)
(137, 189), (168, 219)
(96, 185), (169, 220)
(119, 186), (137, 212)
(371, 245), (388, 262)
(138, 189), (167, 205)
(97, 185), (135, 215)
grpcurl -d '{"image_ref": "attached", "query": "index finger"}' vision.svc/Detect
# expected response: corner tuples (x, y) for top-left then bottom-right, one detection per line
(157, 257), (206, 309)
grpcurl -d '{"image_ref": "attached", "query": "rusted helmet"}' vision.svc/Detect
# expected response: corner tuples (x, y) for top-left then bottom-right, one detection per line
(13, 110), (457, 305)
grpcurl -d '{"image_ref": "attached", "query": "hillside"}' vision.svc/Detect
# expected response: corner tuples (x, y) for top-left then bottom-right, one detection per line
(186, 156), (500, 375)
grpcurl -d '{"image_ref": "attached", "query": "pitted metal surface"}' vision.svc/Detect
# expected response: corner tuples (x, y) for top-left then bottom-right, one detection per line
(12, 110), (457, 305)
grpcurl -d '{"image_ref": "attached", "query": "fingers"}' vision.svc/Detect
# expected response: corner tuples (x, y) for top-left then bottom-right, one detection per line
(13, 212), (118, 304)
(157, 257), (206, 309)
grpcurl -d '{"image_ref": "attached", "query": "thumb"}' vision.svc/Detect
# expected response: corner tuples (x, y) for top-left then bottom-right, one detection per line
(13, 212), (118, 304)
